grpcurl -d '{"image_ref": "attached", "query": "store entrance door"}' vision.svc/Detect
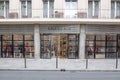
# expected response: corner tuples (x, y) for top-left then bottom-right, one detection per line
(40, 34), (79, 59)
(40, 34), (67, 59)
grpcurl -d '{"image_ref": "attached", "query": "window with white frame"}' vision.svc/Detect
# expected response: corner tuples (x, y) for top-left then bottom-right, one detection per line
(0, 1), (9, 18)
(43, 0), (54, 18)
(88, 0), (100, 18)
(65, 0), (77, 18)
(21, 0), (32, 18)
(111, 1), (120, 19)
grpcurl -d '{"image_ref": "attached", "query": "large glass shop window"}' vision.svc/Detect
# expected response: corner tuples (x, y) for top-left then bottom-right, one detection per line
(14, 35), (23, 58)
(67, 34), (79, 59)
(0, 35), (34, 58)
(24, 35), (34, 58)
(40, 34), (79, 59)
(85, 34), (117, 59)
(2, 35), (13, 58)
(41, 34), (51, 59)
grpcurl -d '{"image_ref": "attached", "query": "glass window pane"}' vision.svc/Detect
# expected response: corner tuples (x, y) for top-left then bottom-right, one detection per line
(107, 41), (116, 46)
(43, 1), (48, 18)
(14, 35), (23, 40)
(21, 1), (26, 17)
(107, 35), (116, 40)
(3, 41), (12, 58)
(65, 0), (77, 18)
(14, 41), (23, 47)
(106, 53), (116, 58)
(0, 1), (4, 16)
(86, 35), (94, 40)
(96, 35), (105, 40)
(94, 1), (99, 16)
(96, 41), (105, 46)
(3, 35), (12, 40)
(86, 46), (94, 59)
(96, 47), (105, 53)
(88, 1), (93, 18)
(96, 53), (105, 58)
(49, 1), (54, 18)
(25, 41), (34, 47)
(27, 1), (32, 17)
(68, 35), (76, 40)
(25, 35), (34, 40)
(111, 1), (115, 18)
(25, 41), (34, 58)
(106, 47), (116, 52)
(116, 1), (120, 17)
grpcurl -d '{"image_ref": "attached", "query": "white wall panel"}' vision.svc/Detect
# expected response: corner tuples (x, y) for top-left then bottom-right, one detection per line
(0, 25), (34, 34)
(86, 25), (120, 34)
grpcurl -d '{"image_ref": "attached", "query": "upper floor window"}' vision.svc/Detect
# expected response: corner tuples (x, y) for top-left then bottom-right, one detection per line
(65, 0), (77, 18)
(21, 0), (32, 18)
(0, 0), (9, 18)
(88, 0), (100, 18)
(111, 1), (120, 19)
(43, 0), (54, 18)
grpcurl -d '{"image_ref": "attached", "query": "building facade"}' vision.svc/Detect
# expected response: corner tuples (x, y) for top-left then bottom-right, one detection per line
(0, 0), (120, 70)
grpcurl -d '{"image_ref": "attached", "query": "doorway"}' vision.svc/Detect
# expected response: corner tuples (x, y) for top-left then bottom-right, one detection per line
(40, 34), (79, 59)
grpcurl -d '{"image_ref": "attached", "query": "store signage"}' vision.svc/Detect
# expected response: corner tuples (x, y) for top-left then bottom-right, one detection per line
(48, 26), (71, 30)
(40, 25), (80, 33)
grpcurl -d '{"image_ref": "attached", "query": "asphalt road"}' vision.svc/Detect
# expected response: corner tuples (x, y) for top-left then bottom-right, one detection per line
(0, 70), (120, 80)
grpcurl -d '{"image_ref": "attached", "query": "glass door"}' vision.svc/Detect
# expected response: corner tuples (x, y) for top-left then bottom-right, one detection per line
(41, 34), (51, 59)
(51, 34), (60, 58)
(60, 34), (67, 58)
(40, 34), (79, 59)
(67, 34), (79, 59)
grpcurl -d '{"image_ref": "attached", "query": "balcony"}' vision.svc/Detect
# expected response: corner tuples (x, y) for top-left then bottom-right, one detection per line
(0, 9), (120, 20)
(0, 9), (120, 19)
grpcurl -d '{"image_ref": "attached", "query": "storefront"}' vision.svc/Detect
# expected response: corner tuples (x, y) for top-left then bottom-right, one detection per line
(0, 25), (34, 58)
(39, 25), (80, 59)
(85, 25), (120, 59)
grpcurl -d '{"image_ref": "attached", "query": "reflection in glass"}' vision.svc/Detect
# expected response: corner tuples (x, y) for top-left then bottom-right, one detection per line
(65, 0), (77, 18)
(3, 35), (12, 40)
(86, 34), (117, 59)
(25, 35), (34, 58)
(14, 35), (23, 40)
(40, 34), (79, 59)
(25, 35), (34, 40)
(68, 34), (79, 59)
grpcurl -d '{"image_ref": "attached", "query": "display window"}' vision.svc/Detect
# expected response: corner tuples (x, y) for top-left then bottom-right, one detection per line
(40, 34), (79, 59)
(85, 34), (117, 59)
(0, 34), (34, 58)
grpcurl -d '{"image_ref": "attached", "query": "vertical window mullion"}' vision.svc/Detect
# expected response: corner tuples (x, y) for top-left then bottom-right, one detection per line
(116, 34), (118, 59)
(23, 35), (25, 58)
(12, 35), (14, 58)
(26, 1), (27, 16)
(105, 35), (107, 58)
(48, 0), (49, 18)
(93, 1), (95, 16)
(94, 35), (96, 59)
(4, 1), (6, 18)
(115, 1), (116, 17)
(1, 35), (3, 57)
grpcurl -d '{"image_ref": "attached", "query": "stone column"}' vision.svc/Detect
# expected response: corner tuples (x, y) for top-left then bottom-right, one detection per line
(79, 25), (86, 59)
(34, 25), (40, 59)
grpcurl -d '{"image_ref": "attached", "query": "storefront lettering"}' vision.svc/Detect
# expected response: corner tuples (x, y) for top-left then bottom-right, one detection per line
(48, 27), (71, 30)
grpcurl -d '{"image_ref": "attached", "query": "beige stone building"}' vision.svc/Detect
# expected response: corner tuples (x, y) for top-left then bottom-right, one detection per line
(0, 0), (120, 70)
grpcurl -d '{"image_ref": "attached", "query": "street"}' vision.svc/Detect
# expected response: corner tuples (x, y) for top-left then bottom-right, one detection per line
(0, 70), (120, 80)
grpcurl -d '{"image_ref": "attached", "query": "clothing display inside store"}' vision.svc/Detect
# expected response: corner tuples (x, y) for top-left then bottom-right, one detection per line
(0, 34), (34, 58)
(40, 34), (79, 59)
